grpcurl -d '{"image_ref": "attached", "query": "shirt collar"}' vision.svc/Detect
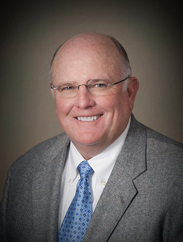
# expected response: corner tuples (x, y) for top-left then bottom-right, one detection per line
(68, 117), (131, 181)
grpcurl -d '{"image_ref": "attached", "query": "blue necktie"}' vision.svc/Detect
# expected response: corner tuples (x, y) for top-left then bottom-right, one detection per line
(58, 160), (94, 242)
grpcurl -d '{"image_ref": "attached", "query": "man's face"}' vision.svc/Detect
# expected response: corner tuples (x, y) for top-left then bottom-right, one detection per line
(51, 35), (139, 157)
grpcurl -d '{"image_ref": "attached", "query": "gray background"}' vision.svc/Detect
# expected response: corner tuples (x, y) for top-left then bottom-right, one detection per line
(0, 0), (182, 199)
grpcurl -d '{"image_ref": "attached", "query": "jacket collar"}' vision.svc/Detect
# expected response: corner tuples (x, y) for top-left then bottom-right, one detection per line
(84, 115), (147, 241)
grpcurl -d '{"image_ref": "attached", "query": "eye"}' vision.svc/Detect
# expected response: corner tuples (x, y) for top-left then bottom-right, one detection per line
(91, 80), (108, 89)
(57, 84), (76, 92)
(94, 83), (107, 88)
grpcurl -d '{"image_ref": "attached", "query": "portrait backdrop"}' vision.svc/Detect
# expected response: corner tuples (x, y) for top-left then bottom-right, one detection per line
(0, 0), (182, 199)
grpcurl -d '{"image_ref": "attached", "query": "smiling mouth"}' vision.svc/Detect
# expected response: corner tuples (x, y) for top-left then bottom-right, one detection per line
(76, 115), (101, 122)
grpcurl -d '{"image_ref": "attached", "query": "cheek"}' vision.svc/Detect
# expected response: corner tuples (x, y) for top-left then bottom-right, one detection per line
(110, 93), (131, 120)
(55, 98), (71, 119)
(55, 101), (63, 117)
(101, 92), (125, 113)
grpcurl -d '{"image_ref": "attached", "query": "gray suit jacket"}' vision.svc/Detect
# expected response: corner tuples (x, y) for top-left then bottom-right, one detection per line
(1, 115), (183, 242)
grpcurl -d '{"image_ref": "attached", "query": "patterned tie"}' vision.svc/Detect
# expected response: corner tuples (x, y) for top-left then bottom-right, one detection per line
(58, 160), (94, 242)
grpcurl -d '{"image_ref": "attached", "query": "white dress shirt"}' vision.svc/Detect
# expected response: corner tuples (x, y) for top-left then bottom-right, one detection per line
(58, 118), (131, 228)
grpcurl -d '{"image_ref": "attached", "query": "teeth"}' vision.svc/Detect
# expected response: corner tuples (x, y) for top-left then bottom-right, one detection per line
(77, 116), (100, 122)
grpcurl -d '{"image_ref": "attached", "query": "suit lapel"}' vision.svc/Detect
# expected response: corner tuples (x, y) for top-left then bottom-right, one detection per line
(84, 116), (147, 241)
(84, 161), (138, 242)
(31, 135), (70, 241)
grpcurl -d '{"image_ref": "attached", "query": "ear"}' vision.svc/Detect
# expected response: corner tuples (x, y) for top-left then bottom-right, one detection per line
(127, 77), (139, 110)
(50, 87), (57, 99)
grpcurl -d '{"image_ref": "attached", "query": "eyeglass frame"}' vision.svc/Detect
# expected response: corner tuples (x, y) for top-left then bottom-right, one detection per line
(50, 75), (130, 98)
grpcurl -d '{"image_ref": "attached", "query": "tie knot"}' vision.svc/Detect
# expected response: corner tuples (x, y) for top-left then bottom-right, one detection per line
(78, 160), (94, 179)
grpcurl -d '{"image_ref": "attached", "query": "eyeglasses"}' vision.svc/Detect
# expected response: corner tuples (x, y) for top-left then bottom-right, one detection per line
(50, 76), (130, 99)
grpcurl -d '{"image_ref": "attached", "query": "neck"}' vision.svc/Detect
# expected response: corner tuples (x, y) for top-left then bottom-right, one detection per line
(72, 135), (121, 160)
(72, 140), (112, 160)
(71, 117), (131, 160)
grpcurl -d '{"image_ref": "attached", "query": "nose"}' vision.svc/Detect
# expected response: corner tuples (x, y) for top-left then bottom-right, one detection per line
(74, 85), (95, 109)
(78, 83), (89, 90)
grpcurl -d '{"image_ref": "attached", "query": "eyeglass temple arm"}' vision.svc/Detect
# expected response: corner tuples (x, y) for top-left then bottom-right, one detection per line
(111, 76), (130, 86)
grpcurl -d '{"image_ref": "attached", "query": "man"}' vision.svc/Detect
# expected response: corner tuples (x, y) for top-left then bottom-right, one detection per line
(0, 33), (183, 242)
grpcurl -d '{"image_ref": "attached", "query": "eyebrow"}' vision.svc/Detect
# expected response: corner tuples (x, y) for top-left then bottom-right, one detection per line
(57, 78), (112, 85)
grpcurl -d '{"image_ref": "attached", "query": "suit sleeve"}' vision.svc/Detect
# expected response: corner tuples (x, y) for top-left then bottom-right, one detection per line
(0, 172), (11, 242)
(163, 186), (183, 242)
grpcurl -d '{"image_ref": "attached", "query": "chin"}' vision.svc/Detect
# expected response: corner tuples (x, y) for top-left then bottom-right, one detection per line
(73, 136), (103, 147)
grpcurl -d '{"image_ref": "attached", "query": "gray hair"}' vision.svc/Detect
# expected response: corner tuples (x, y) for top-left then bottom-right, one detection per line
(106, 35), (132, 91)
(107, 35), (132, 77)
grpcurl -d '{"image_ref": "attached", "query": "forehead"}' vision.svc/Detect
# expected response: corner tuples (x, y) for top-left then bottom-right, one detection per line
(51, 35), (123, 80)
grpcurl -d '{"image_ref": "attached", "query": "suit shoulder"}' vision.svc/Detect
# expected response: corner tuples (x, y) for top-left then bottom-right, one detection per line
(9, 132), (69, 176)
(21, 132), (69, 158)
(144, 126), (183, 178)
(131, 117), (183, 167)
(145, 125), (183, 151)
(130, 115), (183, 151)
(28, 132), (69, 153)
